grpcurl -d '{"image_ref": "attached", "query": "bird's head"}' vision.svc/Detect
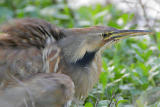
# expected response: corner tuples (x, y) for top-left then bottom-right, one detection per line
(59, 26), (152, 66)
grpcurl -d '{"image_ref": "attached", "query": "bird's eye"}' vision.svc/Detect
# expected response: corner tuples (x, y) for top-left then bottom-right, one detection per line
(101, 33), (112, 38)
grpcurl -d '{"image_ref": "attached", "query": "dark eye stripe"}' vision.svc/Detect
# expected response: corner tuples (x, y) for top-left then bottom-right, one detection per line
(102, 33), (112, 38)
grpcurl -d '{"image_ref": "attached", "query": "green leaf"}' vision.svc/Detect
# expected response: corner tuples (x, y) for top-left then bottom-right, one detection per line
(85, 102), (93, 107)
(97, 100), (110, 107)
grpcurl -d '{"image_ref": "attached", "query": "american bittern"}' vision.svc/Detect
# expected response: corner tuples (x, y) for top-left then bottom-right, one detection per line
(0, 18), (152, 107)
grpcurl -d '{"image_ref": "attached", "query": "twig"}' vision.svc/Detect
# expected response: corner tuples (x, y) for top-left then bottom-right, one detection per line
(138, 0), (157, 43)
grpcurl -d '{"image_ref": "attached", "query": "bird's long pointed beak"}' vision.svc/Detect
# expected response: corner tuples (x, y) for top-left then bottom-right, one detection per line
(104, 30), (153, 40)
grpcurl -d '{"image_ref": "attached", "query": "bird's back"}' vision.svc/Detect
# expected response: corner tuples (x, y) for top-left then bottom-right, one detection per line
(0, 18), (64, 81)
(0, 18), (65, 48)
(0, 18), (75, 107)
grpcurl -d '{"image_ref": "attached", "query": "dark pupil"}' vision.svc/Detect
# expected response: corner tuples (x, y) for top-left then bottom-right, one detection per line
(102, 33), (112, 38)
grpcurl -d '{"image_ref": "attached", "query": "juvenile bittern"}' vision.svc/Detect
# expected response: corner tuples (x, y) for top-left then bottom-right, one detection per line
(0, 18), (152, 107)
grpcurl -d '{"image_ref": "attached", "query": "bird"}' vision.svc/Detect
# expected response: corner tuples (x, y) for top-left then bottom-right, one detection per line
(0, 18), (152, 107)
(0, 73), (74, 107)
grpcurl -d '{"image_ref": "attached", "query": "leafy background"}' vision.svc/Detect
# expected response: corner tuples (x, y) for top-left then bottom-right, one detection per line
(0, 0), (160, 107)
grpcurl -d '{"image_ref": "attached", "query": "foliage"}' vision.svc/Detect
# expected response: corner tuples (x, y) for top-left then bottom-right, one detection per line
(0, 0), (160, 106)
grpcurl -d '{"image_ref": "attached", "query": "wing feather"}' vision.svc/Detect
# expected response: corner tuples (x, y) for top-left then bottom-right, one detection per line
(0, 18), (62, 83)
(0, 18), (65, 48)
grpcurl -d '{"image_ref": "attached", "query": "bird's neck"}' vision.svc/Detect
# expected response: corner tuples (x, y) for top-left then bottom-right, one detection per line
(60, 51), (102, 102)
(72, 51), (97, 67)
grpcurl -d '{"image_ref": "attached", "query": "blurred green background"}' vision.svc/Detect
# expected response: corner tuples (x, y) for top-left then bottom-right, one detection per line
(0, 0), (160, 106)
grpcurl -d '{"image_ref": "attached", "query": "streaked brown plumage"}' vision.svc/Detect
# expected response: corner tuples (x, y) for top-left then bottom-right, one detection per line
(0, 18), (152, 107)
(0, 18), (73, 107)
